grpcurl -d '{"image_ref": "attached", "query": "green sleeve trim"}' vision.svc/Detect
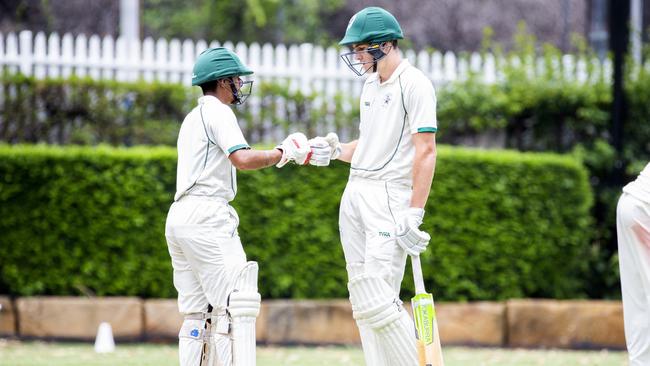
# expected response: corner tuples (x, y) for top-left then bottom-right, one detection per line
(227, 144), (250, 154)
(417, 127), (438, 133)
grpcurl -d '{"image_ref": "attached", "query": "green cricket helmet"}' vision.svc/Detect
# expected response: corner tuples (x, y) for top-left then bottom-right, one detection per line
(339, 7), (404, 76)
(339, 7), (403, 46)
(192, 47), (254, 104)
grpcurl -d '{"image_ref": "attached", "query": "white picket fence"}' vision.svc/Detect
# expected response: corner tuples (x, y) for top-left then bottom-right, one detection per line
(0, 30), (626, 96)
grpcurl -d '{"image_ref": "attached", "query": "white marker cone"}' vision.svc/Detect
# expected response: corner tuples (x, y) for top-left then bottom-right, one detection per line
(94, 322), (116, 353)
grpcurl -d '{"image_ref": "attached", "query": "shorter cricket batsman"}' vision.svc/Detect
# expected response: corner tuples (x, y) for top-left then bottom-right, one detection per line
(617, 162), (650, 366)
(165, 47), (324, 366)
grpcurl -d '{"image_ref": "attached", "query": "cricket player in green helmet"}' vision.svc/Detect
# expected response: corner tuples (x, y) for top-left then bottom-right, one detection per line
(307, 7), (438, 366)
(166, 47), (324, 366)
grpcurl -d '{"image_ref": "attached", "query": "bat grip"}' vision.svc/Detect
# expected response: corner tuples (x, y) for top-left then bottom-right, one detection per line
(411, 255), (426, 294)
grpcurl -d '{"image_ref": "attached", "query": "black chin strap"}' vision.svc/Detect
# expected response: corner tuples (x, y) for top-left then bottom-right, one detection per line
(369, 43), (388, 73)
(228, 80), (241, 104)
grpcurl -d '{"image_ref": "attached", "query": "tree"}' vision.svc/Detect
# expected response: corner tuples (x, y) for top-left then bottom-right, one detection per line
(141, 0), (344, 45)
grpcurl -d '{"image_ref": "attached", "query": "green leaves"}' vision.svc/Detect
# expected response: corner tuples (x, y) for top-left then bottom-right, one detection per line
(141, 0), (344, 46)
(0, 145), (592, 301)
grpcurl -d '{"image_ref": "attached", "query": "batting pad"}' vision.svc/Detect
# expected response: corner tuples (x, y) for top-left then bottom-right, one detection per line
(348, 274), (418, 366)
(178, 318), (204, 366)
(228, 261), (261, 366)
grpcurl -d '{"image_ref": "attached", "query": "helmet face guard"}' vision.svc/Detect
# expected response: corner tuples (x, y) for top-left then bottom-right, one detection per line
(338, 7), (403, 76)
(225, 77), (254, 105)
(340, 43), (389, 76)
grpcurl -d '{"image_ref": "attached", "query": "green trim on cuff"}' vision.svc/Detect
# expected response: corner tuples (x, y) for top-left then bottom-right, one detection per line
(227, 144), (250, 154)
(417, 127), (438, 133)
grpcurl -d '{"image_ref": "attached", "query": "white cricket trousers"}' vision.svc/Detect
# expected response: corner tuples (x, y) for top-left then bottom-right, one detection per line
(617, 192), (650, 366)
(165, 195), (247, 365)
(339, 176), (418, 366)
(339, 176), (411, 290)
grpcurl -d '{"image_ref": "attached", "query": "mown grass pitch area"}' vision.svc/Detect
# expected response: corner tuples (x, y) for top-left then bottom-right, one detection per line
(0, 340), (628, 366)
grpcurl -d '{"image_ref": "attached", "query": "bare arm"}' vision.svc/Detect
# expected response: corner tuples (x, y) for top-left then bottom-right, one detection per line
(337, 140), (358, 163)
(229, 148), (283, 170)
(410, 133), (437, 208)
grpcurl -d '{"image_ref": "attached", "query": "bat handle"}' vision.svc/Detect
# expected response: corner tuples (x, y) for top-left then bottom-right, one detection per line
(411, 255), (426, 294)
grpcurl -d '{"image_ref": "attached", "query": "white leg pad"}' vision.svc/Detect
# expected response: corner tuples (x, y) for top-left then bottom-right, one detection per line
(180, 311), (232, 366)
(348, 274), (418, 366)
(228, 261), (261, 366)
(179, 318), (204, 366)
(346, 263), (389, 364)
(358, 322), (390, 365)
(211, 310), (233, 366)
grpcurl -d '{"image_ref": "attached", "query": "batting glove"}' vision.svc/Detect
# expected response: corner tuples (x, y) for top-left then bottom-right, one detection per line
(276, 132), (312, 168)
(395, 207), (431, 256)
(308, 136), (332, 166)
(324, 132), (342, 160)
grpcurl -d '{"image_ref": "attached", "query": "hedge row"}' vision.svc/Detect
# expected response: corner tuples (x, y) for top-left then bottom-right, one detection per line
(0, 73), (360, 147)
(0, 144), (592, 300)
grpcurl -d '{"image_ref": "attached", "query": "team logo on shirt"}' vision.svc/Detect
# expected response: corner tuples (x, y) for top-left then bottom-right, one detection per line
(382, 93), (393, 107)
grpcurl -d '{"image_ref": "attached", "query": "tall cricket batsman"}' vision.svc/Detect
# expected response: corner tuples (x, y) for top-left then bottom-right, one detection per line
(308, 6), (438, 365)
(617, 162), (650, 366)
(165, 47), (321, 366)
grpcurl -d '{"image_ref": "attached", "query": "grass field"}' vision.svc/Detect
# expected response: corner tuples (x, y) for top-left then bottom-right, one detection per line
(0, 340), (628, 366)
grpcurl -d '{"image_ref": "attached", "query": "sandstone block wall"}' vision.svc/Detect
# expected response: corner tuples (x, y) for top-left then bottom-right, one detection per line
(0, 297), (626, 349)
(16, 297), (142, 340)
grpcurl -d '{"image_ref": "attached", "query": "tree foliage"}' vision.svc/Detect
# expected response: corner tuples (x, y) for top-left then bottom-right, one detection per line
(142, 0), (345, 46)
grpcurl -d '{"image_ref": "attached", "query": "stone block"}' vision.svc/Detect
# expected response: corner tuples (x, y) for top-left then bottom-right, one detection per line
(17, 297), (143, 340)
(506, 299), (625, 349)
(436, 302), (506, 346)
(262, 300), (360, 345)
(0, 296), (16, 336)
(143, 299), (183, 340)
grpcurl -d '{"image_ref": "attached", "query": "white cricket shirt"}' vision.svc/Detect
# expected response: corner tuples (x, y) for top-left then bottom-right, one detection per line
(623, 162), (650, 204)
(350, 59), (437, 187)
(173, 95), (250, 202)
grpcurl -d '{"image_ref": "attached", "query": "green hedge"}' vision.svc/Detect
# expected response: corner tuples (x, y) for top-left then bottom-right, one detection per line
(0, 73), (193, 146)
(0, 144), (592, 300)
(0, 73), (359, 146)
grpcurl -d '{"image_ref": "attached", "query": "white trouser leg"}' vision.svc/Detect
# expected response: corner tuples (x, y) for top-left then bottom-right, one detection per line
(617, 193), (650, 366)
(167, 232), (244, 366)
(166, 200), (248, 366)
(340, 180), (415, 366)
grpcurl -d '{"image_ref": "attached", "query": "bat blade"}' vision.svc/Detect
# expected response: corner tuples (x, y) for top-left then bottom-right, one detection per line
(411, 256), (444, 366)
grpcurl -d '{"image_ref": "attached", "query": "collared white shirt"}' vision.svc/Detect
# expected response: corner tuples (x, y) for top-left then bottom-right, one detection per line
(624, 162), (650, 204)
(350, 59), (437, 186)
(174, 95), (249, 202)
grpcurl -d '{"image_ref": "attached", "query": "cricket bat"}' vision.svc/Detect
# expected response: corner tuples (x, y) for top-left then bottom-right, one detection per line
(411, 255), (444, 366)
